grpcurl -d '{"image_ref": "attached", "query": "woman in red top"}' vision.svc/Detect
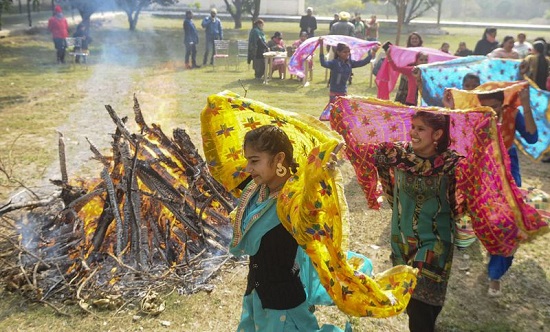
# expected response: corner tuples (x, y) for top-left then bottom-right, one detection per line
(47, 5), (69, 63)
(386, 50), (428, 106)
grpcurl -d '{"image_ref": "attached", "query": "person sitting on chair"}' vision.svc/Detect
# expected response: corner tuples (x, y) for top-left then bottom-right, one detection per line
(267, 31), (287, 79)
(73, 19), (92, 63)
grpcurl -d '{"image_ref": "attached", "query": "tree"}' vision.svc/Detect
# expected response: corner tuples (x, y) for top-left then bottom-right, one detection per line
(0, 0), (13, 31)
(69, 0), (111, 22)
(362, 0), (439, 25)
(115, 0), (175, 31)
(223, 0), (260, 29)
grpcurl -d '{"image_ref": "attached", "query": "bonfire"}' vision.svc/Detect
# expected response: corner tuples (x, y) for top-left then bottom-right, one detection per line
(0, 96), (234, 315)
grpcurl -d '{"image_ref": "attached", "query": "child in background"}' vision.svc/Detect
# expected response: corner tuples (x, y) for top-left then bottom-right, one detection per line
(318, 38), (378, 120)
(454, 42), (473, 57)
(394, 33), (424, 104)
(477, 89), (538, 296)
(387, 49), (428, 106)
(440, 42), (450, 54)
(462, 73), (481, 91)
(445, 85), (538, 297)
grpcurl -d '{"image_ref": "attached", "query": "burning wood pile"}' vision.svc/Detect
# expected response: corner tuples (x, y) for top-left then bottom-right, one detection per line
(0, 96), (234, 313)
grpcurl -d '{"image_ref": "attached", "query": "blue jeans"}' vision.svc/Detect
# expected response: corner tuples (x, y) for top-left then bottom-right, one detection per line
(203, 36), (218, 65)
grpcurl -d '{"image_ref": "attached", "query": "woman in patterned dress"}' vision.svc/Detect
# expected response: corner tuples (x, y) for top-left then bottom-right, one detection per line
(373, 111), (464, 332)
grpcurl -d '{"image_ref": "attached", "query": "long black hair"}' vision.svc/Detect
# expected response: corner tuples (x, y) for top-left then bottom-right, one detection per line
(533, 41), (549, 90)
(412, 111), (451, 154)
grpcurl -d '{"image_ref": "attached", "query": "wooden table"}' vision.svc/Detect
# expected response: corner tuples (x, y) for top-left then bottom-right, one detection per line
(262, 51), (287, 84)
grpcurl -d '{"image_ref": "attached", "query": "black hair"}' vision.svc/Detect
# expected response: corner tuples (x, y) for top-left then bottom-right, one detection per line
(478, 91), (505, 104)
(412, 111), (451, 154)
(533, 41), (549, 90)
(462, 73), (480, 85)
(406, 32), (423, 47)
(500, 35), (514, 48)
(482, 27), (497, 41)
(243, 125), (298, 173)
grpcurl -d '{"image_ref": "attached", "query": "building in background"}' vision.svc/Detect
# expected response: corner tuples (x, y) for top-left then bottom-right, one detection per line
(177, 0), (306, 16)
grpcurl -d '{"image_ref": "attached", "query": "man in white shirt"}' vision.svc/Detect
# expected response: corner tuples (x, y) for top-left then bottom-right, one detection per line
(513, 33), (532, 59)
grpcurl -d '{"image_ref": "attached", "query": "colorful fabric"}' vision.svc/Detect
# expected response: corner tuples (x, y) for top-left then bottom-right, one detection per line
(447, 80), (550, 160)
(375, 142), (462, 306)
(376, 45), (457, 100)
(320, 92), (346, 121)
(237, 290), (349, 332)
(328, 96), (548, 257)
(288, 35), (378, 79)
(201, 91), (418, 318)
(418, 56), (520, 106)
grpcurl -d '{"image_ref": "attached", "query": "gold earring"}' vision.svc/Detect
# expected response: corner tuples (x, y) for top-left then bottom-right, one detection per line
(276, 163), (287, 177)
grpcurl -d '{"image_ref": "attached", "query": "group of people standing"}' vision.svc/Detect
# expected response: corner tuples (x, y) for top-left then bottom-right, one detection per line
(47, 5), (91, 64)
(226, 22), (549, 332)
(182, 8), (223, 69)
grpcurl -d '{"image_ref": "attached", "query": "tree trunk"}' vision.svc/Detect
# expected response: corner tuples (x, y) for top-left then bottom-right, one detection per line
(0, 4), (3, 31)
(395, 0), (407, 45)
(252, 0), (260, 22)
(436, 0), (442, 25)
(223, 0), (243, 29)
(26, 0), (32, 27)
(19, 0), (23, 14)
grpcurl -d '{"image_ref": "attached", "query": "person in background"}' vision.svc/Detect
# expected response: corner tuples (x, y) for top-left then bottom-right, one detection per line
(292, 31), (308, 49)
(318, 38), (378, 120)
(328, 11), (356, 86)
(353, 13), (366, 40)
(365, 15), (379, 41)
(183, 10), (200, 69)
(474, 27), (498, 55)
(520, 40), (549, 91)
(247, 19), (268, 80)
(201, 8), (223, 66)
(513, 33), (533, 59)
(299, 7), (317, 38)
(462, 73), (481, 91)
(439, 42), (450, 54)
(72, 19), (92, 64)
(477, 89), (538, 297)
(330, 11), (355, 37)
(454, 42), (473, 57)
(329, 13), (339, 32)
(267, 31), (286, 79)
(394, 32), (424, 105)
(488, 35), (519, 59)
(47, 5), (69, 64)
(232, 125), (350, 332)
(387, 49), (428, 106)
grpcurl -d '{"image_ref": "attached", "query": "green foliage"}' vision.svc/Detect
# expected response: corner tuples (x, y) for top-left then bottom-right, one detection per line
(1, 0), (12, 11)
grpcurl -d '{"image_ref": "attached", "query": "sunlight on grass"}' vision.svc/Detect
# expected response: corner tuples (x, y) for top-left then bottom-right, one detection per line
(0, 12), (549, 332)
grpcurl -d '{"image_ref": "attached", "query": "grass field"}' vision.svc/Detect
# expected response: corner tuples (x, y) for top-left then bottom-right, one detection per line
(0, 12), (549, 332)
